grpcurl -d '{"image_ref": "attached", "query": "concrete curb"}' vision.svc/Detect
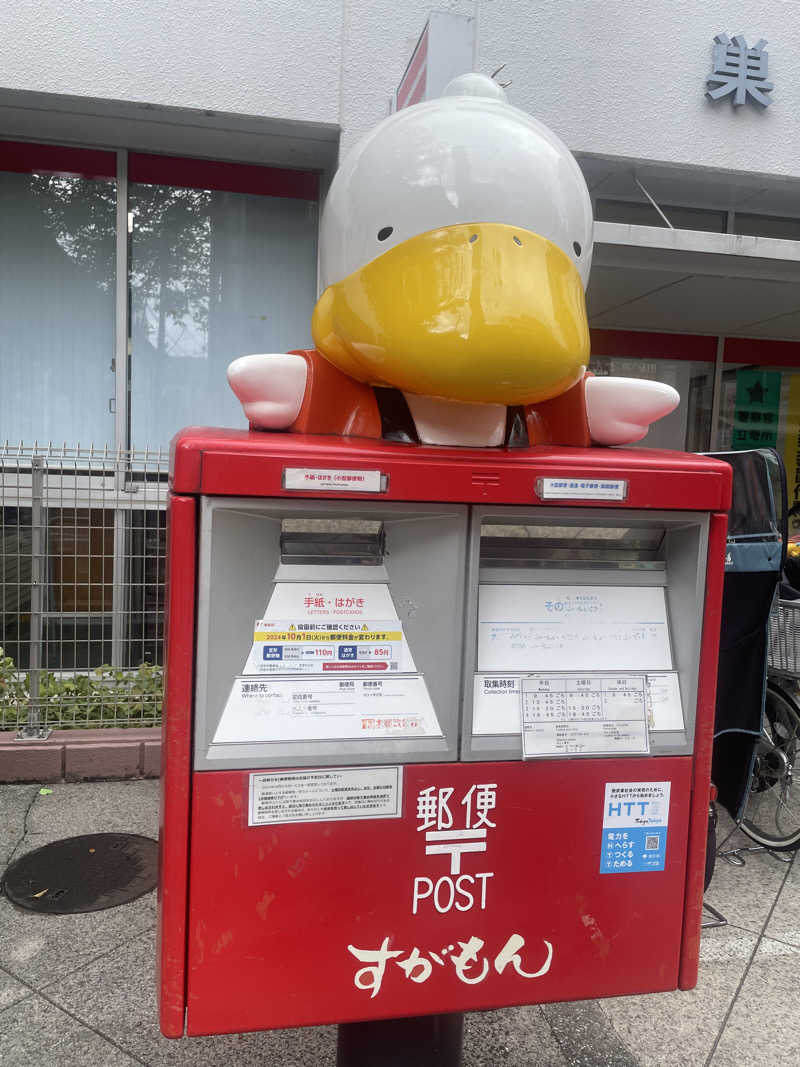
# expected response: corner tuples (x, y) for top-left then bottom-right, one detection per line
(0, 727), (162, 782)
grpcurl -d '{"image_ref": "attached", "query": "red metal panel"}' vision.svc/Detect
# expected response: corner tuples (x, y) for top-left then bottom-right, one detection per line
(0, 139), (116, 179)
(590, 329), (800, 368)
(678, 510), (729, 989)
(406, 74), (428, 108)
(168, 428), (733, 513)
(128, 152), (320, 201)
(724, 336), (800, 368)
(185, 757), (693, 1037)
(158, 496), (197, 1038)
(590, 330), (717, 364)
(169, 433), (204, 495)
(396, 25), (429, 110)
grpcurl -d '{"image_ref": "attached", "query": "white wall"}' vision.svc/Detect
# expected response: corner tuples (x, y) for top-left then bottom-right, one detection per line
(2, 0), (800, 179)
(477, 0), (800, 179)
(0, 0), (475, 155)
(0, 0), (344, 125)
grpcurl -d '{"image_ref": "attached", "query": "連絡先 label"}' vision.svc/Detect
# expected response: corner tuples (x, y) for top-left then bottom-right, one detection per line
(215, 674), (442, 744)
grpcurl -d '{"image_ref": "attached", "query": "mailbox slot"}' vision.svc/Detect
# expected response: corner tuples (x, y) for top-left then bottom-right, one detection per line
(194, 497), (468, 770)
(462, 507), (708, 762)
(279, 519), (386, 566)
(479, 523), (666, 569)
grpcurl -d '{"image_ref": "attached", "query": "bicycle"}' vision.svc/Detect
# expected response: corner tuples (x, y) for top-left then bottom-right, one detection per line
(739, 595), (800, 851)
(704, 596), (800, 927)
(703, 450), (799, 914)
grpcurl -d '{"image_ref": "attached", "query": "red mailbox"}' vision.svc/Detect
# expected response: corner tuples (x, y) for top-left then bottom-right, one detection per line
(158, 428), (730, 1040)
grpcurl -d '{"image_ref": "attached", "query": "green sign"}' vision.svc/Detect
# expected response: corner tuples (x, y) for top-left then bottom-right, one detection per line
(732, 369), (781, 450)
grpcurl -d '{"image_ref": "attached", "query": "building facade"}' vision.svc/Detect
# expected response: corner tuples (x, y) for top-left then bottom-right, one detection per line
(2, 1), (800, 688)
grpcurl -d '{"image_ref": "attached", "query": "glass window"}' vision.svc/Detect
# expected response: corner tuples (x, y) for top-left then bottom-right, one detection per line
(594, 199), (727, 233)
(125, 509), (165, 668)
(128, 155), (320, 450)
(1, 503), (115, 671)
(733, 213), (800, 242)
(718, 363), (800, 534)
(1, 498), (167, 672)
(0, 504), (31, 669)
(43, 507), (114, 670)
(589, 355), (714, 451)
(0, 142), (117, 448)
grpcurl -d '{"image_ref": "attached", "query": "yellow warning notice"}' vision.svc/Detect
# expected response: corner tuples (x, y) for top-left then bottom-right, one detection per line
(254, 630), (403, 642)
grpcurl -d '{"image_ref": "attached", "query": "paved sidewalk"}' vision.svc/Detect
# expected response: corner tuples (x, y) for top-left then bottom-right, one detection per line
(0, 779), (798, 1066)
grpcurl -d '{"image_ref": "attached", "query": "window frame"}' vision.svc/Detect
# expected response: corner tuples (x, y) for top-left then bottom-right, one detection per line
(0, 139), (321, 453)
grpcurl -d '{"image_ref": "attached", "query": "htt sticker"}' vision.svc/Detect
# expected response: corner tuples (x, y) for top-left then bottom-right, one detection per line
(600, 781), (670, 873)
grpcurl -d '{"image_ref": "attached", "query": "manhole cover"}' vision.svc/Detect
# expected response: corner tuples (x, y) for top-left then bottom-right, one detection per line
(1, 833), (158, 914)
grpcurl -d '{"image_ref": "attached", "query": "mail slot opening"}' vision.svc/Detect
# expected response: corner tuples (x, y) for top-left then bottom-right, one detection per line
(479, 523), (667, 570)
(279, 519), (385, 566)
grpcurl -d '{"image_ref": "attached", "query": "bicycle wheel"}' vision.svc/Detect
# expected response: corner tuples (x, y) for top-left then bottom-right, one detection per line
(704, 803), (717, 891)
(741, 682), (800, 850)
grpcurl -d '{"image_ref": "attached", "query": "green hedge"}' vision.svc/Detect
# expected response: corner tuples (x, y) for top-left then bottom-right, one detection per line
(0, 646), (163, 730)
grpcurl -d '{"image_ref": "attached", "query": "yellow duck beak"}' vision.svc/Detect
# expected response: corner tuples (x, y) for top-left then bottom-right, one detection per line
(311, 222), (590, 406)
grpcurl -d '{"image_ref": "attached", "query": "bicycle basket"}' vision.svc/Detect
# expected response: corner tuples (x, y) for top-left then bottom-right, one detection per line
(768, 598), (800, 676)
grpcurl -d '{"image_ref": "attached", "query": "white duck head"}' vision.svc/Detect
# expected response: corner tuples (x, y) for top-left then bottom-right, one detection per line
(311, 73), (594, 407)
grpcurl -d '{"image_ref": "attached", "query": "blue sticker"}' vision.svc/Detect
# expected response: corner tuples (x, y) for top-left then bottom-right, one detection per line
(600, 782), (670, 874)
(600, 826), (668, 873)
(338, 645), (358, 660)
(262, 645), (283, 661)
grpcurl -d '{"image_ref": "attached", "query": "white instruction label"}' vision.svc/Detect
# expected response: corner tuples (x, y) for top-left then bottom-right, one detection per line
(471, 675), (522, 734)
(283, 467), (384, 492)
(478, 585), (672, 673)
(248, 765), (403, 826)
(536, 477), (628, 501)
(215, 674), (442, 743)
(521, 674), (650, 758)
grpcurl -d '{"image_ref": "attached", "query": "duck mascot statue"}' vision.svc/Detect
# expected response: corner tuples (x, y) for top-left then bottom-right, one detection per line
(227, 73), (678, 448)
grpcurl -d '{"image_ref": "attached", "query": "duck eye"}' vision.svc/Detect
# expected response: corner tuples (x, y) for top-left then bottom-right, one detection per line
(377, 226), (393, 241)
(573, 241), (582, 257)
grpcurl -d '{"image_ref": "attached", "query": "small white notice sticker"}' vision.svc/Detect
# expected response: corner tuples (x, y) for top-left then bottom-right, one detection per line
(521, 674), (650, 758)
(283, 467), (384, 492)
(645, 672), (684, 732)
(536, 477), (628, 501)
(248, 765), (402, 826)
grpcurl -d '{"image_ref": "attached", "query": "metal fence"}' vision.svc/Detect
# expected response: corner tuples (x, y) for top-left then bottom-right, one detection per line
(0, 444), (168, 736)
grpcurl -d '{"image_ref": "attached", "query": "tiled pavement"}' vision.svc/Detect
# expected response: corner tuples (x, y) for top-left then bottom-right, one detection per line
(0, 779), (798, 1066)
